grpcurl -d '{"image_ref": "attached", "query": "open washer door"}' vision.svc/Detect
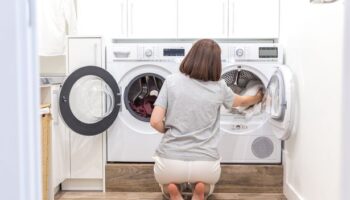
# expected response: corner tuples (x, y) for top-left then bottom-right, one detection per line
(265, 65), (294, 140)
(59, 66), (121, 136)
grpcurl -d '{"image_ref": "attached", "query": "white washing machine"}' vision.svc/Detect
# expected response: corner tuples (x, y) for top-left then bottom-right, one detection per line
(106, 42), (192, 162)
(218, 43), (294, 164)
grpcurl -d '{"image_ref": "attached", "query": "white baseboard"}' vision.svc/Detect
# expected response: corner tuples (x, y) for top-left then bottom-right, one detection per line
(61, 179), (103, 191)
(284, 182), (304, 200)
(283, 150), (304, 200)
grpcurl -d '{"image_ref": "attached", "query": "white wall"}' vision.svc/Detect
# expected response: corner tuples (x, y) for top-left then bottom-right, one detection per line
(280, 0), (344, 199)
(342, 1), (350, 199)
(34, 0), (349, 199)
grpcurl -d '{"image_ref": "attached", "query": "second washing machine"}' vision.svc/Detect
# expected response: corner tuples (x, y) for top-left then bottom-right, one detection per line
(218, 43), (295, 164)
(106, 42), (192, 162)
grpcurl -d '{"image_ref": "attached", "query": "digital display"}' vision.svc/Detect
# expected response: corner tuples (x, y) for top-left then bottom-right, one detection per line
(163, 49), (185, 56)
(259, 47), (278, 58)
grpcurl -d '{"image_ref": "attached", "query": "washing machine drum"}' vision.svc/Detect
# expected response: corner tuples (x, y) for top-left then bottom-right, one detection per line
(221, 69), (266, 118)
(125, 73), (165, 122)
(222, 70), (262, 94)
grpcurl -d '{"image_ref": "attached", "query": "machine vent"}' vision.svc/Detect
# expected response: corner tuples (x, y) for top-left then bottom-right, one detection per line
(251, 137), (274, 159)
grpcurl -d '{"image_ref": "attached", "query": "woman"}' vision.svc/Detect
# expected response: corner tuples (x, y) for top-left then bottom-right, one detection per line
(150, 39), (263, 200)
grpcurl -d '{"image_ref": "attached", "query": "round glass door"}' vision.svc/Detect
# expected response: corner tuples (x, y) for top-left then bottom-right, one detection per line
(70, 75), (115, 124)
(59, 66), (121, 136)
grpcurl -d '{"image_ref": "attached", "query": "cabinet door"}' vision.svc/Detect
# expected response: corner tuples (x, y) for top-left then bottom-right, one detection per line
(76, 0), (127, 39)
(70, 132), (103, 178)
(178, 0), (228, 38)
(67, 37), (102, 73)
(67, 37), (104, 179)
(229, 0), (279, 39)
(128, 0), (177, 38)
(51, 85), (70, 187)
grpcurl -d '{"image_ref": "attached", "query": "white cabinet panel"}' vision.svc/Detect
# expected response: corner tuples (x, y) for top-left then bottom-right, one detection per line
(76, 0), (127, 39)
(51, 85), (70, 187)
(178, 0), (228, 38)
(67, 37), (102, 73)
(70, 133), (103, 179)
(229, 0), (279, 38)
(67, 37), (104, 179)
(128, 0), (177, 38)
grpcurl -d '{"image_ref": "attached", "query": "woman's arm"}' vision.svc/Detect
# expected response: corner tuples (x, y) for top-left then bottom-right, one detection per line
(232, 90), (263, 108)
(150, 106), (167, 134)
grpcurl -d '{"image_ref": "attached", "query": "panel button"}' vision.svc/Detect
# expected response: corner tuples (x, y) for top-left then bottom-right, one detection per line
(235, 48), (244, 57)
(144, 49), (153, 57)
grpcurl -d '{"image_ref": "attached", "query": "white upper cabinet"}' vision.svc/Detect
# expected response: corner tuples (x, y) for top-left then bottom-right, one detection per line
(128, 0), (177, 38)
(74, 0), (279, 39)
(67, 37), (103, 73)
(76, 0), (127, 39)
(178, 0), (229, 38)
(228, 0), (279, 39)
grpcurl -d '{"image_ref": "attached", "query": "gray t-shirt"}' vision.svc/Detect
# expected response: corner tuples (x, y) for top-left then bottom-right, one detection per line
(154, 73), (235, 161)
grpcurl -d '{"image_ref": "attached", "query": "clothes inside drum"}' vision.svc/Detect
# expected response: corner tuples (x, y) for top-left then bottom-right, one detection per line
(222, 69), (265, 119)
(126, 74), (164, 121)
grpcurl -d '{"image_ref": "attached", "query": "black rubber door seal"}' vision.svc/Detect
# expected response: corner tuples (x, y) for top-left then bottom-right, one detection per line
(59, 66), (120, 136)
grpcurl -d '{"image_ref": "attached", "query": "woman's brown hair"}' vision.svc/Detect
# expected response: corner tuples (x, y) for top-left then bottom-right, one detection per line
(180, 39), (222, 81)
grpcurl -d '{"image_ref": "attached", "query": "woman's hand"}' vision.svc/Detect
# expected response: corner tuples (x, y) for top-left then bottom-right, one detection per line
(232, 89), (264, 108)
(255, 89), (264, 103)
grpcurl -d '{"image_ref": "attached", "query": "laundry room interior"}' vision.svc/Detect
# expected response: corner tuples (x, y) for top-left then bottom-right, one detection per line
(2, 0), (350, 200)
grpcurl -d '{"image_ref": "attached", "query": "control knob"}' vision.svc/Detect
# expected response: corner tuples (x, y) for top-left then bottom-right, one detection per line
(145, 49), (153, 57)
(235, 48), (244, 57)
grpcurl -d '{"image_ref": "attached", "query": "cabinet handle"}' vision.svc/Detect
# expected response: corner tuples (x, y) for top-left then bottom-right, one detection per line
(121, 2), (124, 35)
(222, 2), (225, 35)
(231, 1), (235, 34)
(94, 43), (98, 66)
(52, 90), (59, 124)
(130, 2), (134, 35)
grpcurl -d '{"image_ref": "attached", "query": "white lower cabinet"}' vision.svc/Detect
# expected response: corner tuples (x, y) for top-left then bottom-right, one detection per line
(70, 132), (103, 179)
(60, 36), (105, 191)
(49, 83), (104, 195)
(51, 85), (70, 188)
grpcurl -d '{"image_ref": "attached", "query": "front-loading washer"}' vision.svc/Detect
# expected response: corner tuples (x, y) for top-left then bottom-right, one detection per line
(218, 43), (295, 164)
(106, 42), (192, 162)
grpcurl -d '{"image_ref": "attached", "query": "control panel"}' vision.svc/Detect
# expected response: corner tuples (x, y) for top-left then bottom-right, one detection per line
(227, 44), (283, 64)
(108, 43), (192, 62)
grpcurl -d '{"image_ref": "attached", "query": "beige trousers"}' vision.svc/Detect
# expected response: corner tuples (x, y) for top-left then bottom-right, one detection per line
(153, 156), (221, 198)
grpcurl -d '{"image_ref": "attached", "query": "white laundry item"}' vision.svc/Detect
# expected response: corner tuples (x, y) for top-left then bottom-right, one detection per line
(37, 0), (77, 56)
(244, 102), (262, 120)
(235, 80), (264, 118)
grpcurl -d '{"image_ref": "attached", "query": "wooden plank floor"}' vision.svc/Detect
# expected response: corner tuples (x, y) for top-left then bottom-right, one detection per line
(55, 192), (287, 200)
(105, 164), (283, 193)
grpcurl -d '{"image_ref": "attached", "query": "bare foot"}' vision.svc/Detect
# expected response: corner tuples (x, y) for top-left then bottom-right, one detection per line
(192, 182), (205, 200)
(167, 183), (183, 200)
